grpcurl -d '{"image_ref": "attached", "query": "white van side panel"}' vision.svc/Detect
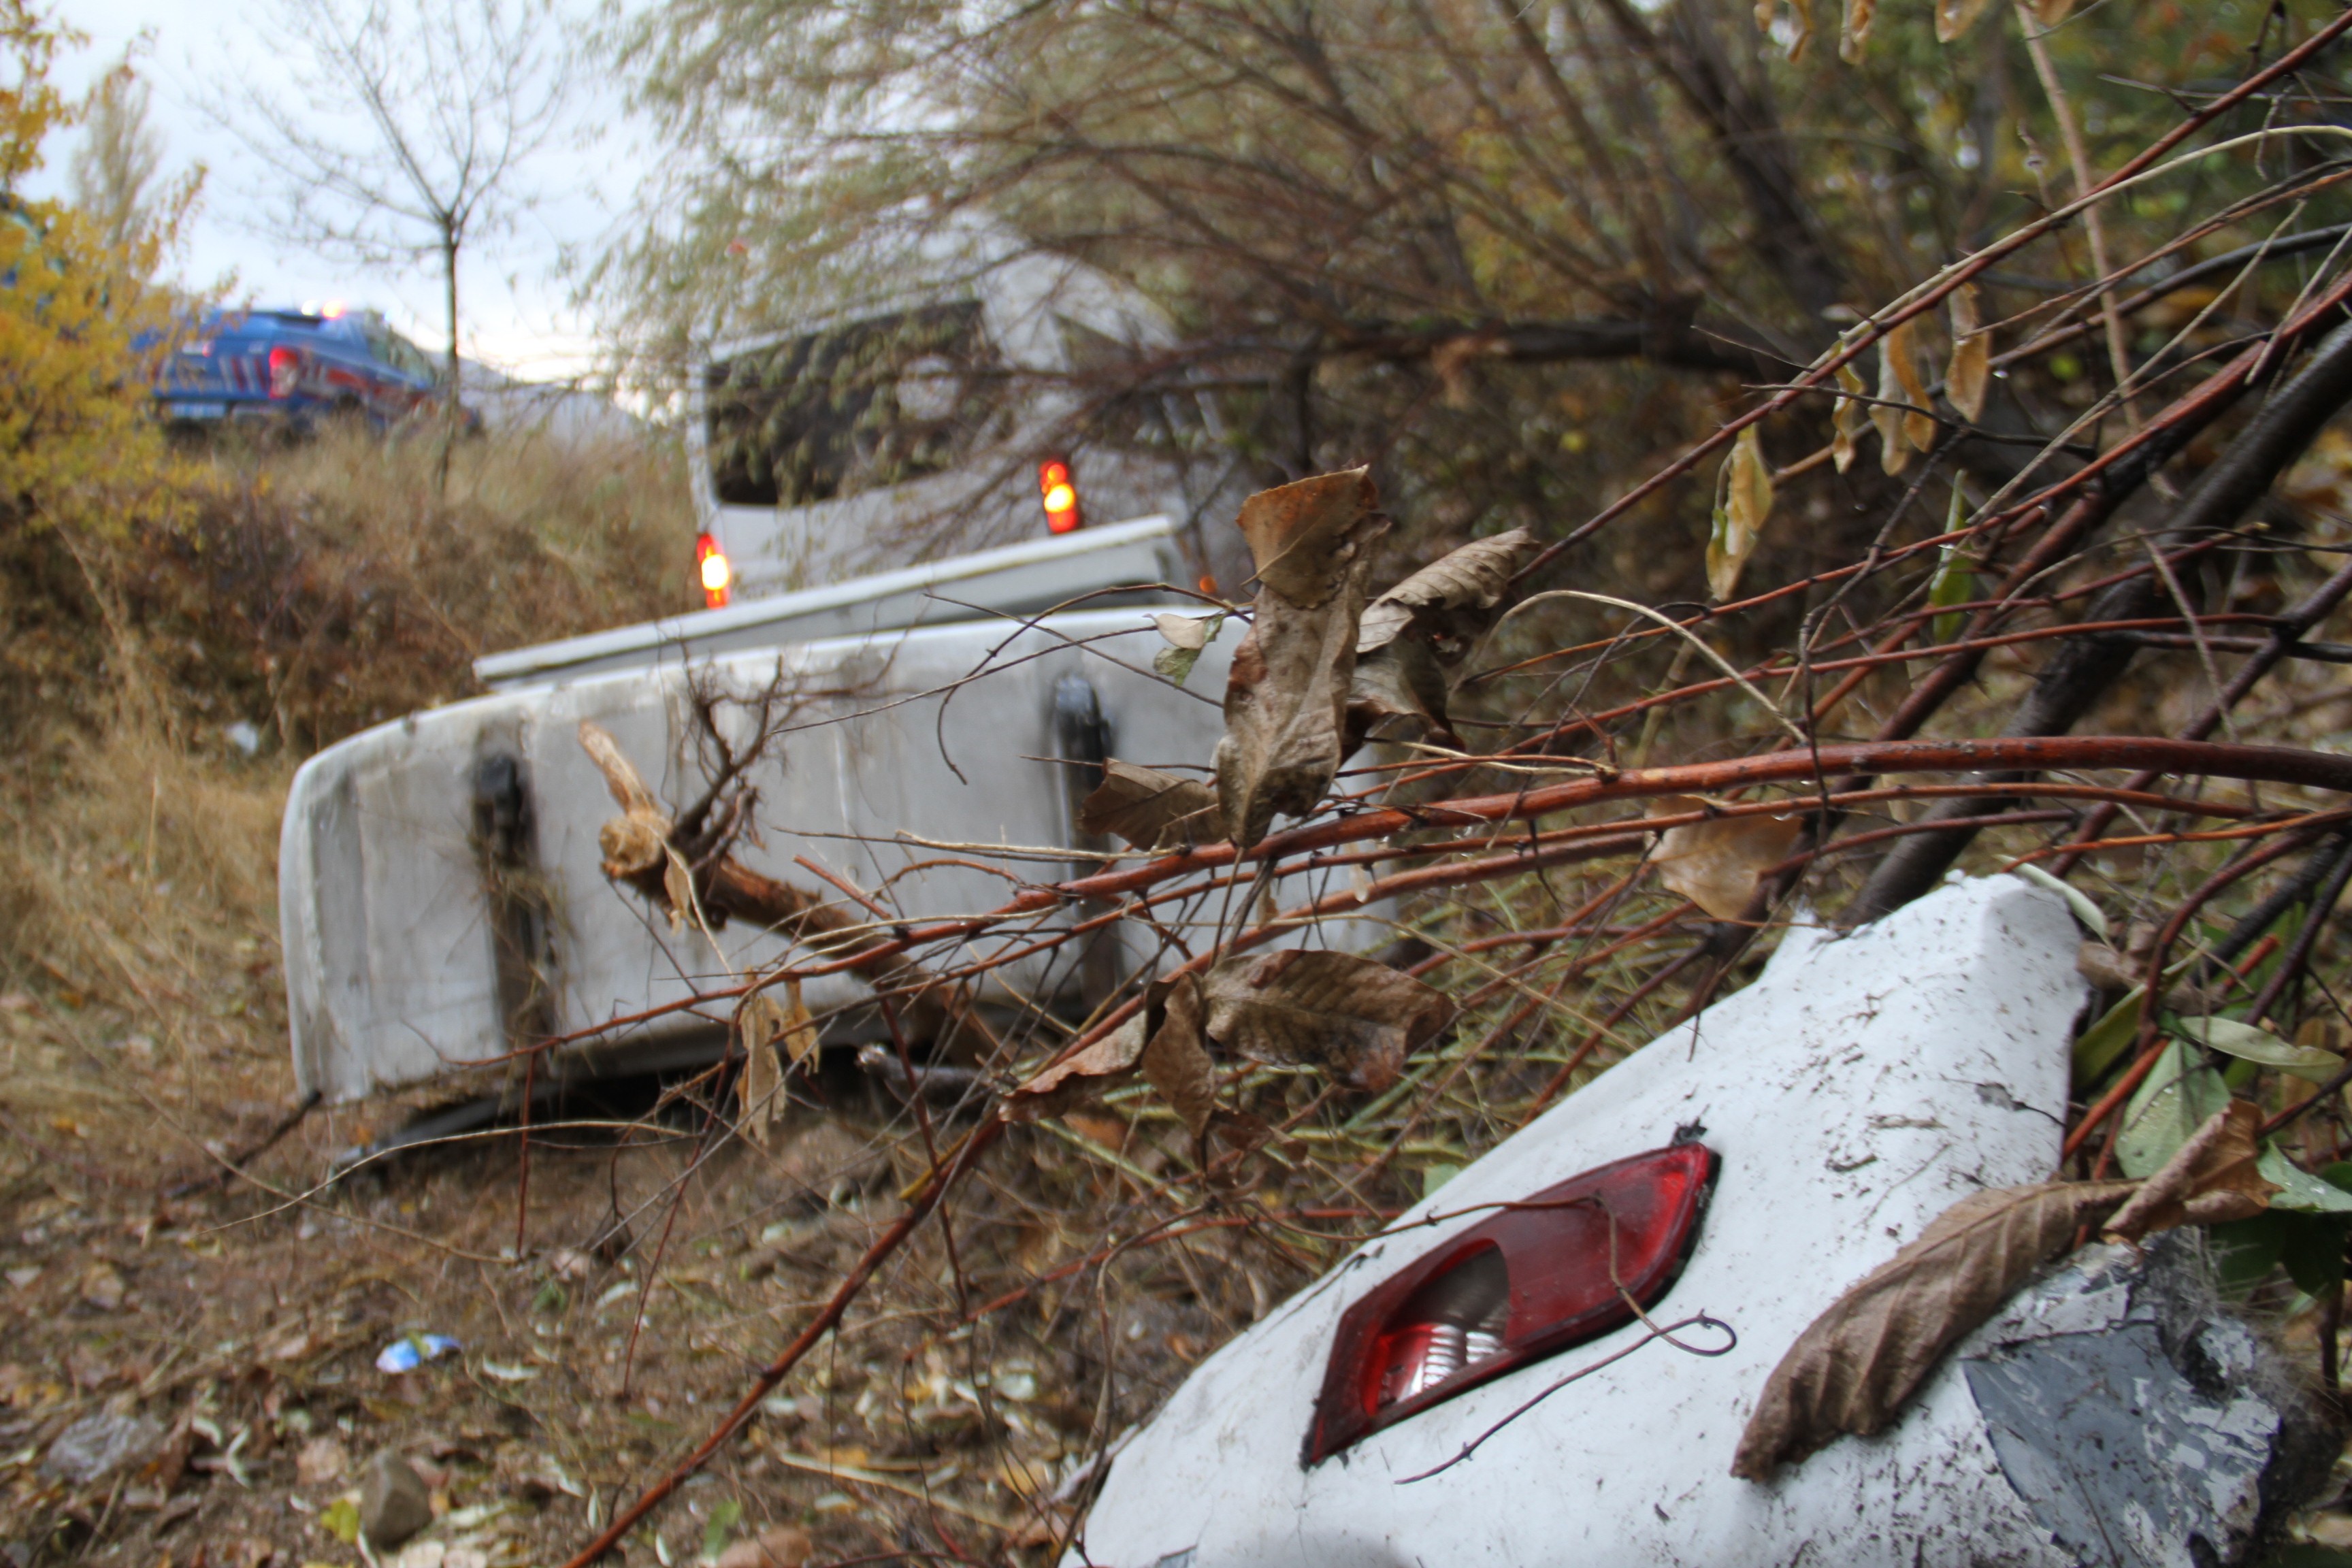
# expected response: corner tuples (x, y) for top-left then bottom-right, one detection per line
(284, 609), (1294, 1102)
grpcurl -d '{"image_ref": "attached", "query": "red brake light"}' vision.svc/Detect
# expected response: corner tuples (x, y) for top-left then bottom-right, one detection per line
(1305, 1141), (1715, 1464)
(267, 345), (304, 399)
(696, 533), (732, 608)
(1039, 457), (1082, 534)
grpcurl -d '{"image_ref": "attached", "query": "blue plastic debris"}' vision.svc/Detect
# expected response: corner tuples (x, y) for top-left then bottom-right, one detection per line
(374, 1333), (461, 1374)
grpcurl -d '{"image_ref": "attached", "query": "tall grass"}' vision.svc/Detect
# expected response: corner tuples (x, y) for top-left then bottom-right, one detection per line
(0, 421), (695, 1116)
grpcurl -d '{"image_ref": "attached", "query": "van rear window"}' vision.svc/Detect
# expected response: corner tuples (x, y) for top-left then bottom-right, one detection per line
(706, 302), (1003, 508)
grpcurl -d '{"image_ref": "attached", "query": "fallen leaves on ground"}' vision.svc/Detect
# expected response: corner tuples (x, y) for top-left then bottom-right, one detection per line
(1077, 760), (1222, 851)
(1648, 798), (1803, 919)
(1215, 470), (1387, 847)
(1202, 949), (1453, 1092)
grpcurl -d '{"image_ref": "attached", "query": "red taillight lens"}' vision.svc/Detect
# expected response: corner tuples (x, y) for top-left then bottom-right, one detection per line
(1039, 457), (1082, 534)
(696, 532), (732, 608)
(267, 345), (304, 399)
(1305, 1141), (1715, 1464)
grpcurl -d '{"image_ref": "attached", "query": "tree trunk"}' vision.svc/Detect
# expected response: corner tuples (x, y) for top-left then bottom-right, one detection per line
(437, 225), (460, 495)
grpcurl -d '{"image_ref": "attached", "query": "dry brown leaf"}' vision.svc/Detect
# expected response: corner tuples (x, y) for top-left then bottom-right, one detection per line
(578, 720), (661, 816)
(1838, 0), (1876, 62)
(1348, 529), (1536, 750)
(1946, 284), (1989, 423)
(581, 723), (673, 877)
(1731, 1177), (2138, 1479)
(1141, 975), (1218, 1137)
(2102, 1101), (2276, 1242)
(598, 810), (670, 878)
(1076, 760), (1222, 851)
(1154, 612), (1212, 651)
(1202, 949), (1453, 1092)
(1882, 319), (1936, 453)
(1784, 0), (1814, 58)
(737, 992), (788, 1148)
(1706, 427), (1773, 603)
(2033, 0), (2074, 22)
(1356, 529), (1537, 656)
(778, 977), (819, 1066)
(1648, 797), (1803, 919)
(1217, 471), (1389, 847)
(662, 856), (695, 932)
(1872, 325), (1910, 474)
(1234, 468), (1384, 608)
(998, 1015), (1149, 1122)
(1935, 0), (1995, 40)
(1753, 0), (1776, 33)
(1831, 361), (1868, 474)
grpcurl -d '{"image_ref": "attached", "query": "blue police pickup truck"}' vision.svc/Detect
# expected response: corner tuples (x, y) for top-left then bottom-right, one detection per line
(154, 302), (478, 436)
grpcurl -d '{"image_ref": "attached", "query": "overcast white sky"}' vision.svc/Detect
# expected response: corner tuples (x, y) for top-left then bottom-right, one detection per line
(36, 0), (655, 380)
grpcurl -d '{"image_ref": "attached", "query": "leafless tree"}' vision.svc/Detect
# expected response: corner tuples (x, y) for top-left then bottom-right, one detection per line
(214, 0), (574, 467)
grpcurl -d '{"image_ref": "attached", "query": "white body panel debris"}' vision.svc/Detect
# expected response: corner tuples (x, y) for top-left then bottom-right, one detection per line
(1075, 876), (2311, 1568)
(281, 589), (1256, 1104)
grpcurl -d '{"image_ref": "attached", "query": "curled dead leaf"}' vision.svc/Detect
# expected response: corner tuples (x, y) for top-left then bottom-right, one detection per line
(1356, 529), (1537, 657)
(1831, 362), (1868, 474)
(598, 810), (670, 878)
(1731, 1177), (2137, 1479)
(1648, 797), (1803, 920)
(1935, 0), (1995, 40)
(1077, 761), (1222, 851)
(737, 992), (788, 1148)
(578, 721), (662, 817)
(999, 1015), (1149, 1122)
(1348, 529), (1536, 751)
(1838, 0), (1876, 62)
(1141, 975), (1218, 1137)
(1218, 472), (1390, 847)
(778, 977), (819, 1066)
(1706, 427), (1773, 603)
(2102, 1101), (2276, 1243)
(1202, 949), (1453, 1092)
(1235, 468), (1384, 608)
(1946, 284), (1989, 423)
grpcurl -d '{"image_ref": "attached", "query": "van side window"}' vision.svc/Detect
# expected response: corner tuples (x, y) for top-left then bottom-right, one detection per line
(706, 302), (1003, 508)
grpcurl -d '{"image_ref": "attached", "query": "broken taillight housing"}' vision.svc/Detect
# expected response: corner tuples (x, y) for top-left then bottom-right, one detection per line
(1305, 1141), (1715, 1464)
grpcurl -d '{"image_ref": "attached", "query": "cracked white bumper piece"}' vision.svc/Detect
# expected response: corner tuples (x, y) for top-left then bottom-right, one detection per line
(1073, 876), (2321, 1568)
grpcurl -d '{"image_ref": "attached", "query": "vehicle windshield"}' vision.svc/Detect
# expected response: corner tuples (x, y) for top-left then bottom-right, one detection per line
(705, 301), (1004, 508)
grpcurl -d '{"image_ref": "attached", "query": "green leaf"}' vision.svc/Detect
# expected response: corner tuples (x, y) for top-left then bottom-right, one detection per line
(321, 1497), (362, 1546)
(702, 1499), (742, 1561)
(2116, 1039), (2230, 1178)
(1421, 1162), (1461, 1198)
(1928, 492), (1975, 648)
(1153, 643), (1203, 686)
(2013, 862), (2108, 942)
(2259, 1143), (2352, 1213)
(2173, 1015), (2344, 1084)
(2072, 987), (2143, 1091)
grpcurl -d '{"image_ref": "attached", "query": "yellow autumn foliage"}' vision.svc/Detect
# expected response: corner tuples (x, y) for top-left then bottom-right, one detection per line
(0, 0), (189, 543)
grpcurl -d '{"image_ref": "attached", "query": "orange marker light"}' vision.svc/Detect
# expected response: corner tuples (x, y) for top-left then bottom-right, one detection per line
(1039, 457), (1083, 534)
(696, 533), (732, 608)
